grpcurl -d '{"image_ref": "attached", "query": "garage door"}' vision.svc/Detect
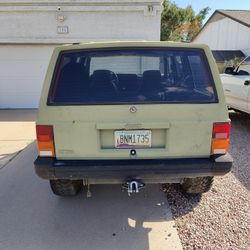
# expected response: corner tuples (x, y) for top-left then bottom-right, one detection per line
(0, 45), (55, 108)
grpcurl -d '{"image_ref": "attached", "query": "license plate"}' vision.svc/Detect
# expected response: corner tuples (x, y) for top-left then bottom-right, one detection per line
(115, 130), (151, 148)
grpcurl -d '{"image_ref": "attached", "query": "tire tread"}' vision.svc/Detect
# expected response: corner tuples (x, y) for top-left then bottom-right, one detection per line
(50, 179), (82, 196)
(181, 177), (214, 194)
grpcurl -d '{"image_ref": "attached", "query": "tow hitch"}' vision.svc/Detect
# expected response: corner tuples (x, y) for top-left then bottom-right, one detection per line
(122, 180), (145, 195)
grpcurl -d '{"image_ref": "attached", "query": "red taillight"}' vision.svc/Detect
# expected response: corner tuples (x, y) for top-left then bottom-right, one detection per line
(211, 122), (230, 155)
(36, 125), (55, 157)
(213, 123), (230, 139)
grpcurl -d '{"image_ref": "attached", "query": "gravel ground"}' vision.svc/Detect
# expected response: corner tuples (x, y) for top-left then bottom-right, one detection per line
(165, 111), (250, 250)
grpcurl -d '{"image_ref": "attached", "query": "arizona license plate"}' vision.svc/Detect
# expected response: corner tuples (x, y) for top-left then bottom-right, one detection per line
(115, 130), (151, 148)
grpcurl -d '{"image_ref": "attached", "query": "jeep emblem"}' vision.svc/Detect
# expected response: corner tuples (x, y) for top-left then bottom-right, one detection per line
(129, 106), (137, 113)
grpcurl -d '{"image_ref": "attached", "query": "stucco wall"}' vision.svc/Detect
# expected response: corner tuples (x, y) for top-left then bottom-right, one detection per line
(0, 0), (163, 43)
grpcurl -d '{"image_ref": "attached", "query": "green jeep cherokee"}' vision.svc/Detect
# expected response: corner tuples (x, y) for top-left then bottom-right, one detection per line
(34, 41), (233, 197)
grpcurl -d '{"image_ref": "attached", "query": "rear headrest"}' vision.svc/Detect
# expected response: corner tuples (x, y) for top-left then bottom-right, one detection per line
(91, 70), (118, 94)
(142, 70), (161, 92)
(143, 70), (161, 82)
(91, 70), (114, 84)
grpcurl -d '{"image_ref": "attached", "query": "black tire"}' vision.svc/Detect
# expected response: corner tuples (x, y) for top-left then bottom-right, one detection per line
(181, 176), (214, 194)
(50, 179), (83, 196)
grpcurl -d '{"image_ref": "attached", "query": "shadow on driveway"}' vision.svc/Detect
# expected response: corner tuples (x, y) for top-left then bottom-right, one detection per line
(0, 143), (182, 250)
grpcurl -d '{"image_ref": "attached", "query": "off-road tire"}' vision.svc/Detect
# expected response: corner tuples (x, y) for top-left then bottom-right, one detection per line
(181, 176), (214, 194)
(50, 179), (83, 196)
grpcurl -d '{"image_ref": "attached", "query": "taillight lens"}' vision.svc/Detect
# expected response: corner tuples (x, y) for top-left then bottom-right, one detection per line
(36, 125), (55, 157)
(211, 122), (230, 155)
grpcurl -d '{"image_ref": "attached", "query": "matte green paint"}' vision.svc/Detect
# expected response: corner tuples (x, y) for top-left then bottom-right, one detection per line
(37, 41), (229, 160)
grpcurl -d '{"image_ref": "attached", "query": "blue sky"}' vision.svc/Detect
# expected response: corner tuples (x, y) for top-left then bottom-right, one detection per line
(173, 0), (250, 23)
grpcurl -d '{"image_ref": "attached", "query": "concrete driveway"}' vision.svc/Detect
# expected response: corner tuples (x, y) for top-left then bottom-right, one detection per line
(0, 109), (36, 168)
(0, 110), (182, 250)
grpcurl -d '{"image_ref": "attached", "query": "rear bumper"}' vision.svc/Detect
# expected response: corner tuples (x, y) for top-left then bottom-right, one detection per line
(34, 154), (233, 183)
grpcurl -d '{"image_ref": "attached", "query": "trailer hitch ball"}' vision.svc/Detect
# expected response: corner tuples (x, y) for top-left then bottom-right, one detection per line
(122, 180), (145, 195)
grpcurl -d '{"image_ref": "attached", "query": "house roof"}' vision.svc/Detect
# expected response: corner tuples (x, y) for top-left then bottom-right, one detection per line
(193, 9), (250, 41)
(212, 50), (245, 62)
(218, 10), (250, 28)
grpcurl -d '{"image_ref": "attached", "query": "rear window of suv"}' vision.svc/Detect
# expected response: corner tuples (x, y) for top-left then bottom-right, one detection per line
(48, 48), (217, 105)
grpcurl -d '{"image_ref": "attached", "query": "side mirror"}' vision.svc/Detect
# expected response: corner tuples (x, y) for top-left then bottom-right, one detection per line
(224, 67), (235, 74)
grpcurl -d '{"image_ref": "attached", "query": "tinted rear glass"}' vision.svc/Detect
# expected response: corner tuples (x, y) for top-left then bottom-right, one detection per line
(48, 48), (217, 104)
